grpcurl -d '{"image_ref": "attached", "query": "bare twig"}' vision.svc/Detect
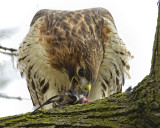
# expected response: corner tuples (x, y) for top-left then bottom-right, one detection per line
(0, 45), (17, 56)
(0, 93), (31, 101)
(0, 45), (17, 52)
(0, 51), (17, 56)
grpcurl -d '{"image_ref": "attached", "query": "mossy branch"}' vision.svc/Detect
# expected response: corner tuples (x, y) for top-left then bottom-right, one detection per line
(150, 2), (160, 79)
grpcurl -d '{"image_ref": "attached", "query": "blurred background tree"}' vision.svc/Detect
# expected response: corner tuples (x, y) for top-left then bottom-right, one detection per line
(0, 28), (17, 89)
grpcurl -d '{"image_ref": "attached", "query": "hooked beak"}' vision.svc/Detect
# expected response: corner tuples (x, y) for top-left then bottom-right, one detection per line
(85, 84), (91, 91)
(71, 77), (91, 95)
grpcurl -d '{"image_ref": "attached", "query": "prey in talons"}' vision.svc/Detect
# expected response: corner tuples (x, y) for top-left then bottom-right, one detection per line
(31, 89), (89, 114)
(31, 77), (90, 114)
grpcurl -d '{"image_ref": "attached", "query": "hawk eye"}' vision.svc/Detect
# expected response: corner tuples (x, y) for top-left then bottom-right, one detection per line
(78, 68), (85, 77)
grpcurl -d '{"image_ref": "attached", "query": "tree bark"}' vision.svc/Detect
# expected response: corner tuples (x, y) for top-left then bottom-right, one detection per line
(1, 5), (160, 128)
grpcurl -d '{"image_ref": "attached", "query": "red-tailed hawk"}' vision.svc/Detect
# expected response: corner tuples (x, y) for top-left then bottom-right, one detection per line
(17, 8), (132, 109)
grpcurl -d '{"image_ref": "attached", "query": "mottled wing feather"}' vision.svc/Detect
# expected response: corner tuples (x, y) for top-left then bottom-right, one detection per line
(30, 9), (59, 27)
(17, 10), (70, 108)
(88, 8), (132, 101)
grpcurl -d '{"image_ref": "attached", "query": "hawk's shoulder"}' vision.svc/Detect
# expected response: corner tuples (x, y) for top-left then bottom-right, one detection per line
(30, 9), (59, 27)
(91, 7), (115, 24)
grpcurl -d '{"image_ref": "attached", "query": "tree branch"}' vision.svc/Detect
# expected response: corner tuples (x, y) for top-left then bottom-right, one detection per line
(0, 93), (30, 101)
(0, 45), (17, 52)
(0, 51), (17, 56)
(150, 2), (160, 79)
(0, 45), (17, 56)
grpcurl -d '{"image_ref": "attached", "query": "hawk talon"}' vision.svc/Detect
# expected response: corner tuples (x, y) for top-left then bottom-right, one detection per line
(52, 101), (59, 108)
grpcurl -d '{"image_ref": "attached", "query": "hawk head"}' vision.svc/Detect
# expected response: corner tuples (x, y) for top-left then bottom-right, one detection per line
(62, 50), (103, 97)
(44, 35), (103, 97)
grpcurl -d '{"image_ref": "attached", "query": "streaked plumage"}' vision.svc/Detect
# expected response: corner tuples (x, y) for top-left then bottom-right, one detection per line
(17, 8), (132, 109)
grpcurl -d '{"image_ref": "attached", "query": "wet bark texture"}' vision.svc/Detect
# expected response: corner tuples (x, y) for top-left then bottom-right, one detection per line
(0, 4), (160, 128)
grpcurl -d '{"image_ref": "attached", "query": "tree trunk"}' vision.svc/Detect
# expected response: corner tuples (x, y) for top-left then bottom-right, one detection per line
(1, 5), (160, 128)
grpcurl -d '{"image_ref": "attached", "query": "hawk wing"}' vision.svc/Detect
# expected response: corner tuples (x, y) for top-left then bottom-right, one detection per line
(88, 8), (132, 101)
(17, 9), (70, 108)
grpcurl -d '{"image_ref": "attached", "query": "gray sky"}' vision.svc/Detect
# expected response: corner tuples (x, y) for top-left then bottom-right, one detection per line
(0, 0), (158, 117)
